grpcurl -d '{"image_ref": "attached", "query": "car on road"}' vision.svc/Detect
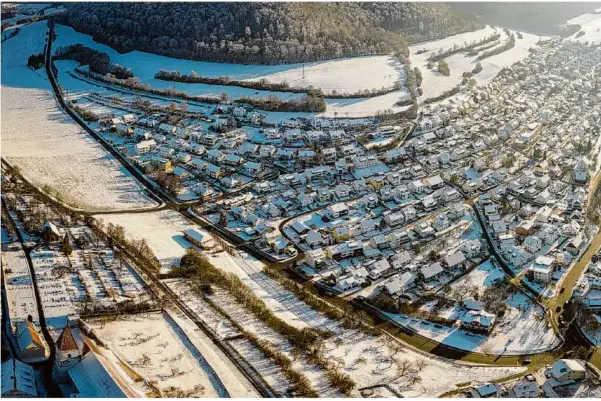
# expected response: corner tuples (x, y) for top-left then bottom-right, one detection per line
(555, 306), (562, 313)
(559, 287), (565, 294)
(522, 359), (532, 366)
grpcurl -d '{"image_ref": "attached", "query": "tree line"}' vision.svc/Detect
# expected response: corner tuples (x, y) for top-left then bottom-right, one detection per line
(54, 43), (133, 79)
(154, 68), (401, 99)
(74, 67), (326, 112)
(62, 2), (481, 65)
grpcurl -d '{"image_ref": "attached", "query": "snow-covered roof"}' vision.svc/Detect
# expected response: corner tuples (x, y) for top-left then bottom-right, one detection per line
(1, 359), (37, 397)
(68, 351), (128, 398)
(421, 262), (443, 280)
(444, 251), (466, 268)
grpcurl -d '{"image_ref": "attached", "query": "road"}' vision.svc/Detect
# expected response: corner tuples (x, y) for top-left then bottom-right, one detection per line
(1, 199), (62, 397)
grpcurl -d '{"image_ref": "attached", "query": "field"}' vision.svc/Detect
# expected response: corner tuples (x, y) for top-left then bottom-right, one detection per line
(52, 24), (411, 118)
(1, 22), (157, 212)
(568, 13), (601, 45)
(94, 210), (200, 272)
(410, 26), (547, 103)
(87, 312), (228, 397)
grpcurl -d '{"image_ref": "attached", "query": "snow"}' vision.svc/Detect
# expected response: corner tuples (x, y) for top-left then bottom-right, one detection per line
(568, 13), (601, 45)
(449, 259), (505, 299)
(165, 308), (260, 398)
(410, 26), (547, 103)
(324, 329), (525, 398)
(53, 24), (400, 94)
(177, 251), (526, 396)
(86, 312), (224, 397)
(2, 245), (41, 325)
(94, 210), (199, 272)
(1, 22), (157, 212)
(52, 24), (413, 118)
(246, 55), (404, 94)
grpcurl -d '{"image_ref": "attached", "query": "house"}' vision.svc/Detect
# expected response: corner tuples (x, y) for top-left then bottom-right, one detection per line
(132, 128), (151, 139)
(305, 230), (323, 248)
(183, 228), (214, 249)
(1, 359), (37, 398)
(15, 321), (49, 362)
(461, 310), (496, 333)
(114, 123), (132, 136)
(42, 221), (61, 242)
(305, 248), (326, 269)
(206, 164), (224, 179)
(336, 275), (360, 291)
(420, 262), (444, 281)
(425, 175), (445, 190)
(535, 206), (552, 223)
(369, 234), (390, 250)
(360, 218), (377, 234)
(242, 161), (266, 178)
(566, 234), (584, 256)
(509, 379), (539, 398)
(332, 226), (350, 242)
(444, 251), (467, 270)
(549, 359), (586, 382)
(390, 251), (411, 270)
(326, 203), (349, 219)
(389, 230), (410, 247)
(134, 139), (157, 155)
(158, 123), (176, 133)
(524, 236), (543, 253)
(383, 211), (405, 227)
(368, 259), (392, 280)
(470, 383), (500, 398)
(382, 272), (415, 296)
(290, 221), (311, 235)
(515, 220), (535, 236)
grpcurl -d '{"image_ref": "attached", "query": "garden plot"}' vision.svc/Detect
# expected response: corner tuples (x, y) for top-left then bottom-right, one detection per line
(164, 279), (297, 395)
(87, 312), (224, 398)
(95, 210), (199, 272)
(29, 249), (79, 329)
(208, 289), (343, 397)
(169, 261), (526, 397)
(322, 329), (525, 398)
(568, 12), (601, 45)
(448, 259), (506, 300)
(210, 250), (336, 331)
(1, 22), (157, 212)
(2, 245), (41, 325)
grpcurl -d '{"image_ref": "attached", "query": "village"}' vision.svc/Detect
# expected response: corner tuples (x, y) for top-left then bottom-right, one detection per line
(2, 5), (601, 399)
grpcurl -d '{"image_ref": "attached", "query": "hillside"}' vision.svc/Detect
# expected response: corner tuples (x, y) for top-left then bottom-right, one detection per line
(62, 2), (482, 65)
(450, 2), (601, 36)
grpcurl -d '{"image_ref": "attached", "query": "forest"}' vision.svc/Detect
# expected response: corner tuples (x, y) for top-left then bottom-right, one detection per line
(62, 2), (482, 65)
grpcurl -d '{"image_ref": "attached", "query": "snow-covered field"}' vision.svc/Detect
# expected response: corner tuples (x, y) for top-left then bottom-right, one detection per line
(568, 12), (601, 45)
(94, 210), (199, 272)
(52, 24), (411, 118)
(168, 277), (524, 397)
(410, 26), (547, 103)
(87, 312), (227, 397)
(1, 22), (157, 212)
(246, 55), (404, 94)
